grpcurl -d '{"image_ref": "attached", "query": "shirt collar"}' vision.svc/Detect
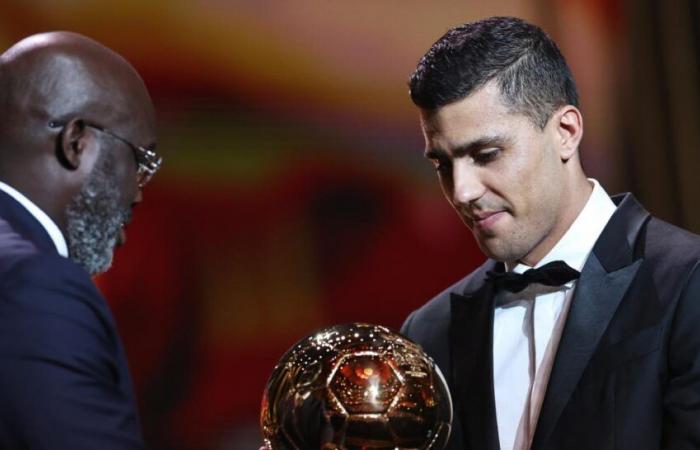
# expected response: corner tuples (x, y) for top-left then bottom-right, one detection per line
(511, 179), (616, 276)
(0, 181), (69, 257)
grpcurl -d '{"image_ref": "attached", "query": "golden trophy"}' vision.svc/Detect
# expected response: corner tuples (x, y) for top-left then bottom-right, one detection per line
(261, 323), (452, 449)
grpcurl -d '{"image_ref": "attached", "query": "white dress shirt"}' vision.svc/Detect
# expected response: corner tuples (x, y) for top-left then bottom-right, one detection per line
(0, 181), (68, 257)
(492, 179), (616, 450)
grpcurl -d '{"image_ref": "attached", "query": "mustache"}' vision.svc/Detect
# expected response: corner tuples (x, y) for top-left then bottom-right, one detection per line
(455, 201), (509, 221)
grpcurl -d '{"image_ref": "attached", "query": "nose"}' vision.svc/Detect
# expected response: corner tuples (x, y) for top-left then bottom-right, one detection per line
(451, 160), (486, 207)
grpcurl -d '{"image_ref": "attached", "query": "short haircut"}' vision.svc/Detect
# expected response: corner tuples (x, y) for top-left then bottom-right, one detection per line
(409, 16), (579, 129)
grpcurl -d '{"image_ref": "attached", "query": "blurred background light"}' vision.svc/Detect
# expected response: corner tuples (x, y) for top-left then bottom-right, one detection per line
(0, 0), (697, 448)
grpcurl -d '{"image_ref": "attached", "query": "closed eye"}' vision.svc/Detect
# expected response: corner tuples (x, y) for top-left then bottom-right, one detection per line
(474, 148), (500, 165)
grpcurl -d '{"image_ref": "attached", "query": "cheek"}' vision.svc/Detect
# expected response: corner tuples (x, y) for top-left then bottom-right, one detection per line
(487, 158), (532, 210)
(501, 149), (554, 217)
(519, 165), (563, 230)
(113, 165), (138, 206)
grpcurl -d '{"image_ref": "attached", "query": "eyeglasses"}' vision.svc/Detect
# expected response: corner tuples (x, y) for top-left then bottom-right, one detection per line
(49, 120), (162, 188)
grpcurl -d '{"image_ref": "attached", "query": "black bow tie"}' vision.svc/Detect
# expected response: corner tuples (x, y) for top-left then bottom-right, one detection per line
(486, 260), (581, 293)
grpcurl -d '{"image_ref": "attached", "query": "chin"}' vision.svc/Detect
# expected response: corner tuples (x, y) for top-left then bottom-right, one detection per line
(73, 246), (116, 276)
(476, 243), (506, 262)
(477, 239), (526, 264)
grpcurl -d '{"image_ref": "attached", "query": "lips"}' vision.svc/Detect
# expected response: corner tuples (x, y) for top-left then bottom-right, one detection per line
(471, 211), (506, 232)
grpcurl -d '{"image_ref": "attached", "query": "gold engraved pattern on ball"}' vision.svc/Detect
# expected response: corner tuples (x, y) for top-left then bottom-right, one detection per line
(261, 323), (452, 449)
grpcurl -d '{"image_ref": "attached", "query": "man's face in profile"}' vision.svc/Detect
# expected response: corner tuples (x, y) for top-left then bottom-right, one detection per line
(420, 82), (569, 264)
(65, 145), (132, 275)
(66, 117), (156, 275)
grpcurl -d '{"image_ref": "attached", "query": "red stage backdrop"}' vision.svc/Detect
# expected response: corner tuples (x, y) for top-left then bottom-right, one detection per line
(0, 0), (625, 447)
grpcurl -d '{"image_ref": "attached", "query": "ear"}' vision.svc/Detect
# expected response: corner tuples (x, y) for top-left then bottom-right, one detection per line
(57, 118), (91, 170)
(552, 105), (583, 161)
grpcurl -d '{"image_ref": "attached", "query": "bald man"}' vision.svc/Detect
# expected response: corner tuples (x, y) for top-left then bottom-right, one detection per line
(0, 32), (160, 448)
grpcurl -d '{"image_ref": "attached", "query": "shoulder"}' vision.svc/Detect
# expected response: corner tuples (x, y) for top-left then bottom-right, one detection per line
(0, 252), (119, 362)
(0, 256), (143, 448)
(401, 262), (492, 373)
(403, 276), (468, 333)
(645, 218), (700, 260)
(0, 253), (105, 309)
(643, 217), (700, 283)
(0, 219), (42, 274)
(402, 260), (493, 336)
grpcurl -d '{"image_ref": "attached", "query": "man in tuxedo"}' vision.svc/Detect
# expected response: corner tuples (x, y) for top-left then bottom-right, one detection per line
(0, 32), (161, 448)
(401, 17), (700, 449)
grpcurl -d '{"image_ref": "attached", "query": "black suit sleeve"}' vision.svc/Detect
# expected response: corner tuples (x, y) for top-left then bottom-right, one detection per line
(663, 260), (700, 449)
(0, 255), (146, 449)
(400, 310), (416, 338)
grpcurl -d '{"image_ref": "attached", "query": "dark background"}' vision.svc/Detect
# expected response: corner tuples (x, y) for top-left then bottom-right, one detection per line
(0, 1), (697, 448)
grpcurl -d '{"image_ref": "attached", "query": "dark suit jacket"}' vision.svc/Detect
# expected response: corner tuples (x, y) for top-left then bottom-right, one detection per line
(0, 190), (146, 449)
(401, 194), (700, 450)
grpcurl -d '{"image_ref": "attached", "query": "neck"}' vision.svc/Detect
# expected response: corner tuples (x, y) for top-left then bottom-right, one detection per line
(516, 176), (593, 268)
(0, 170), (70, 235)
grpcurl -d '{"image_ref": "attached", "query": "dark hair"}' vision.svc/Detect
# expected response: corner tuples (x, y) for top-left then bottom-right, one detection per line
(409, 16), (579, 129)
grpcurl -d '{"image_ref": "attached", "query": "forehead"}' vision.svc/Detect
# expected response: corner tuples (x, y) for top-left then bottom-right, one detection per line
(420, 83), (528, 145)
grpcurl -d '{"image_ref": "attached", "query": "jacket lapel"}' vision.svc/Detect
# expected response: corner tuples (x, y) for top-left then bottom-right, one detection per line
(532, 194), (650, 446)
(449, 260), (500, 450)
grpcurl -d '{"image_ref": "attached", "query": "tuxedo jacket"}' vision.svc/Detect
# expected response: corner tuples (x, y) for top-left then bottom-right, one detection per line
(401, 194), (700, 450)
(0, 190), (146, 449)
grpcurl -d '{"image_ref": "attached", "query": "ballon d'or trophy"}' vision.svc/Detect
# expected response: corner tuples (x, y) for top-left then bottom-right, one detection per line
(260, 323), (453, 449)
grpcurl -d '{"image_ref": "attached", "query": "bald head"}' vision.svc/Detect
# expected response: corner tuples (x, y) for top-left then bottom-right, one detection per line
(0, 31), (157, 273)
(0, 32), (155, 155)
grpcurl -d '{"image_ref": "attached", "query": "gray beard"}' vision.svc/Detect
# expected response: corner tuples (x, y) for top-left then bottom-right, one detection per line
(65, 151), (130, 275)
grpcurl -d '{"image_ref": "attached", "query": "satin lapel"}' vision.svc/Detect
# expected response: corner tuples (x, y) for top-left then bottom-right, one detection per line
(532, 193), (649, 447)
(449, 268), (500, 450)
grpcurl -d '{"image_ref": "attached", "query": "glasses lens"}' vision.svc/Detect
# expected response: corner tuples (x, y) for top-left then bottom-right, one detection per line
(136, 167), (149, 188)
(134, 150), (162, 188)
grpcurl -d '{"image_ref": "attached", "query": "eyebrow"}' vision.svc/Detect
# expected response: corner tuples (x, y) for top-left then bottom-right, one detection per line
(424, 135), (508, 160)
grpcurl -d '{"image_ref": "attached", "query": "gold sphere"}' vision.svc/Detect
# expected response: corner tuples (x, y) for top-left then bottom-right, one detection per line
(261, 323), (452, 449)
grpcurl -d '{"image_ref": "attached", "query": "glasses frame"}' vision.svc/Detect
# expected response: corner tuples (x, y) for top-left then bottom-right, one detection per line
(49, 120), (162, 188)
